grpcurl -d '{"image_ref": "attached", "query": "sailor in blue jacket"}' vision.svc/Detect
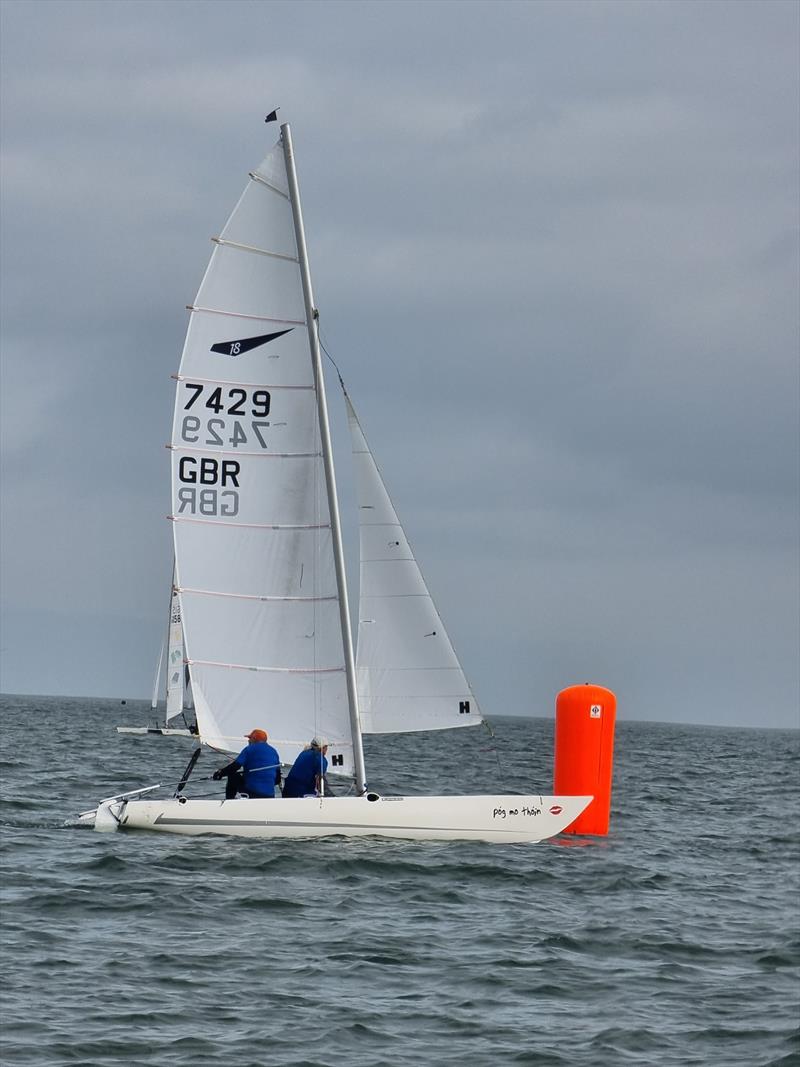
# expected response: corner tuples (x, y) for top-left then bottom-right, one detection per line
(282, 737), (332, 798)
(213, 729), (281, 799)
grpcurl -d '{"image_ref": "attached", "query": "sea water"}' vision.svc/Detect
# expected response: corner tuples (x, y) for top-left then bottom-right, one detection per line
(0, 694), (797, 1067)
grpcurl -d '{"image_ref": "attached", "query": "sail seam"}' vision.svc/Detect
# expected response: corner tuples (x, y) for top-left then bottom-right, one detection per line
(169, 516), (331, 530)
(173, 374), (313, 390)
(187, 305), (305, 326)
(212, 237), (299, 263)
(188, 658), (343, 673)
(179, 587), (336, 603)
(248, 171), (290, 198)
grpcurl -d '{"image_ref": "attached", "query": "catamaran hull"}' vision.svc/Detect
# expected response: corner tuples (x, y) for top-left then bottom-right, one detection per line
(86, 793), (592, 844)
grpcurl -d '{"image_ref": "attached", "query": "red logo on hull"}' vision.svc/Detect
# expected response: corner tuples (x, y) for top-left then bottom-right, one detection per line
(549, 805), (563, 815)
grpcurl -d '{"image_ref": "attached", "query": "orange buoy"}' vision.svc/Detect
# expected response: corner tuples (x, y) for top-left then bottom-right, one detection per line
(553, 684), (616, 835)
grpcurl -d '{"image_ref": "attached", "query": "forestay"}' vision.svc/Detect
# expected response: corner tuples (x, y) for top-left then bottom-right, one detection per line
(170, 141), (353, 773)
(346, 395), (483, 734)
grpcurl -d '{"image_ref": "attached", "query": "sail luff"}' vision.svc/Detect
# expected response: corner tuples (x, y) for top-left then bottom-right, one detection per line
(280, 123), (367, 793)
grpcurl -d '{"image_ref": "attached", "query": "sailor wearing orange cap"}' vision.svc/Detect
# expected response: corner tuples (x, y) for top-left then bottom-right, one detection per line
(212, 728), (281, 799)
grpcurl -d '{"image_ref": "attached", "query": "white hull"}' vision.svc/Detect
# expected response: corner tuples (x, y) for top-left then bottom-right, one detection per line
(83, 792), (591, 844)
(116, 726), (193, 736)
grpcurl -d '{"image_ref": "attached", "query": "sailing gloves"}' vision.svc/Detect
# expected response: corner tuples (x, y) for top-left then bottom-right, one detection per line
(213, 761), (240, 781)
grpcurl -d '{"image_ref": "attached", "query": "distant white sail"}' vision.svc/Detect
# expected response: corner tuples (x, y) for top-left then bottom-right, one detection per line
(170, 141), (353, 771)
(150, 639), (164, 711)
(345, 394), (483, 734)
(165, 586), (185, 722)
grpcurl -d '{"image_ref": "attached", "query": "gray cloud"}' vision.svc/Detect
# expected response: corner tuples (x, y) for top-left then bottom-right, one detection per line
(1, 0), (797, 727)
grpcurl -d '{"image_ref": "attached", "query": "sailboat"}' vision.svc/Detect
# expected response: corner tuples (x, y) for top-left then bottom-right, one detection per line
(80, 123), (591, 843)
(116, 581), (196, 736)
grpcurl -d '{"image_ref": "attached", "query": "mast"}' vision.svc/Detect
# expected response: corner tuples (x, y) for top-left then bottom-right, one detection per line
(281, 123), (367, 794)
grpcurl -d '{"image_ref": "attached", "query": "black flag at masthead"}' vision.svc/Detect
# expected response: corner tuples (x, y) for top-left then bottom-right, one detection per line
(265, 108), (280, 123)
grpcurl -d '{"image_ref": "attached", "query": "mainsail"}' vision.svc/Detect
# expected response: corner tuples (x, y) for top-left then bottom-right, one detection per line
(170, 142), (353, 772)
(345, 394), (483, 734)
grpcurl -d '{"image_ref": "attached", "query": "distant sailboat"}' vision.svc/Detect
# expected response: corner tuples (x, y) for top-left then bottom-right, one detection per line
(82, 122), (590, 842)
(117, 580), (196, 737)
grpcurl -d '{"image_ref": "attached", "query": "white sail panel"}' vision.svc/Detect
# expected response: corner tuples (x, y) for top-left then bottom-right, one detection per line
(165, 586), (185, 721)
(172, 382), (319, 458)
(355, 667), (475, 699)
(171, 451), (327, 526)
(346, 395), (483, 734)
(172, 140), (351, 761)
(174, 524), (336, 599)
(174, 313), (310, 386)
(360, 560), (430, 599)
(179, 593), (344, 669)
(358, 596), (463, 669)
(189, 666), (353, 774)
(219, 178), (296, 257)
(196, 243), (305, 323)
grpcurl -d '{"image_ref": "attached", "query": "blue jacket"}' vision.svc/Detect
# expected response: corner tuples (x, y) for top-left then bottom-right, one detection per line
(283, 747), (328, 798)
(235, 741), (281, 798)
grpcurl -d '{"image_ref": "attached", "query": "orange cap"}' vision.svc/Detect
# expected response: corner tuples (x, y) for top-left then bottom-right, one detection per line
(246, 729), (268, 742)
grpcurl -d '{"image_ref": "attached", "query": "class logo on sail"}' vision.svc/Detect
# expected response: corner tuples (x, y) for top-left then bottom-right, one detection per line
(210, 329), (293, 357)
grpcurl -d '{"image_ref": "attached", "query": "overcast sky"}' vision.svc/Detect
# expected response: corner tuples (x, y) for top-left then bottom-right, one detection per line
(1, 0), (797, 729)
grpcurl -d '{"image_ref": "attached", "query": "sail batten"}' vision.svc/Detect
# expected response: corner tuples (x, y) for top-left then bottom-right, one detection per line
(178, 587), (337, 603)
(173, 375), (313, 391)
(170, 517), (331, 530)
(188, 305), (306, 325)
(248, 171), (290, 197)
(188, 660), (345, 673)
(212, 237), (300, 263)
(170, 446), (322, 459)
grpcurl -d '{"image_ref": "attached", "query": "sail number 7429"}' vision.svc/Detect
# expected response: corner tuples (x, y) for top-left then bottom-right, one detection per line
(183, 383), (270, 416)
(179, 382), (272, 452)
